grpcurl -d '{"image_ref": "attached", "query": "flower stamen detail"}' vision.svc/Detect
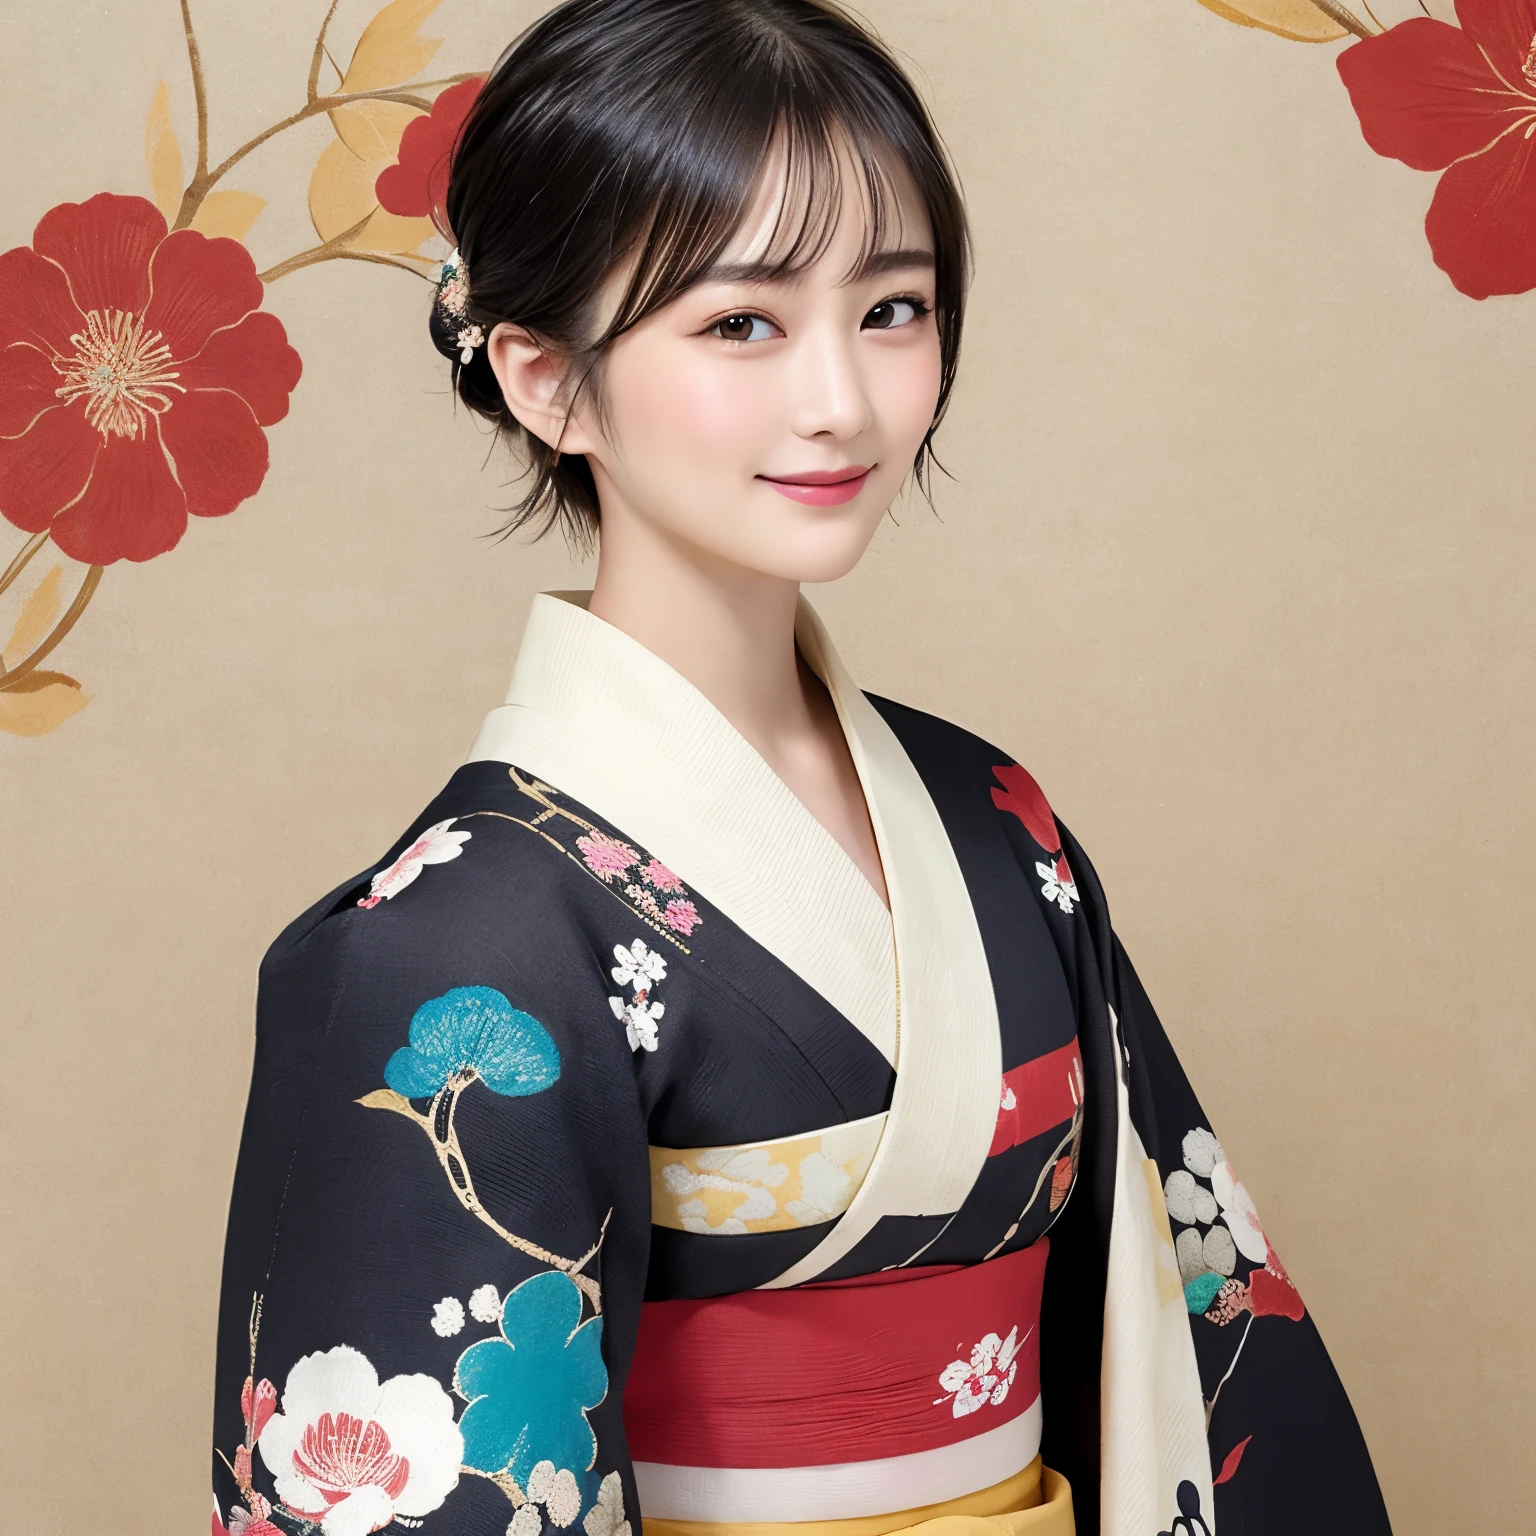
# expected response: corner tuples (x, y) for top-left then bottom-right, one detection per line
(55, 308), (184, 439)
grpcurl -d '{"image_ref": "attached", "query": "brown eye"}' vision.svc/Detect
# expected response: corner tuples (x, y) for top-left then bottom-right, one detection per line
(710, 313), (774, 341)
(863, 298), (922, 330)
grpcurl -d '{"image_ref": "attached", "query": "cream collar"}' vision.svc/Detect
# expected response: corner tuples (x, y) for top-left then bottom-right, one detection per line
(466, 588), (1001, 1284)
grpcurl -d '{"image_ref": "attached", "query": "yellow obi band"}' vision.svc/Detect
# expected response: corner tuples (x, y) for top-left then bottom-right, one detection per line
(640, 1457), (1074, 1536)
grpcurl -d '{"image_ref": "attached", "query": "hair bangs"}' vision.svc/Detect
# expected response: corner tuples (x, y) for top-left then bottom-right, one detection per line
(442, 0), (971, 548)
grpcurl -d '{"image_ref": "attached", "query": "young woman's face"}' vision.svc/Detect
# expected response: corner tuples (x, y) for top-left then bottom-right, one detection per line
(566, 151), (943, 584)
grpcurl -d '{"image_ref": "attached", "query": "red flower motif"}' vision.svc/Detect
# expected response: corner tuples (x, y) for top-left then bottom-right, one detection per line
(293, 1410), (411, 1508)
(1048, 1154), (1074, 1212)
(991, 762), (1061, 854)
(1337, 3), (1536, 298)
(1249, 1239), (1305, 1320)
(376, 77), (486, 236)
(0, 192), (301, 564)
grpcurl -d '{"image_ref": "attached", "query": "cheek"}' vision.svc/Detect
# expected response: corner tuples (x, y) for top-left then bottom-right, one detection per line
(872, 337), (944, 447)
(606, 345), (776, 477)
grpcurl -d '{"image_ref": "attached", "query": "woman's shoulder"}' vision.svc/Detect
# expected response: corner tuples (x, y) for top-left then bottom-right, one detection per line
(258, 759), (594, 984)
(862, 688), (1058, 808)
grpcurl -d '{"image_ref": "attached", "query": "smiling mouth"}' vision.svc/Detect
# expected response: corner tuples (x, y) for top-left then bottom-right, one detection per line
(757, 465), (873, 506)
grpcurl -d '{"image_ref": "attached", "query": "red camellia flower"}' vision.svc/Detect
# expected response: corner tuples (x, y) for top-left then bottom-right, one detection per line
(0, 192), (302, 564)
(375, 76), (486, 236)
(1337, 2), (1536, 299)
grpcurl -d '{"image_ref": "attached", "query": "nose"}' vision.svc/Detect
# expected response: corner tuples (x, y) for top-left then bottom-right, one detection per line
(787, 320), (874, 442)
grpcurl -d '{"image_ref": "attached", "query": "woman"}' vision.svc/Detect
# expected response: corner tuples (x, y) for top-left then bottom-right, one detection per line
(209, 3), (1392, 1533)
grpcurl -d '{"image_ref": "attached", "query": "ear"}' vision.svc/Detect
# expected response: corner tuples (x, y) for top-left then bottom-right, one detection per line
(484, 322), (601, 456)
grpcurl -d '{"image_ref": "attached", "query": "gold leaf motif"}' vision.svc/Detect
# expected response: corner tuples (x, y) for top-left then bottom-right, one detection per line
(144, 80), (184, 222)
(0, 671), (89, 736)
(340, 0), (445, 94)
(328, 98), (421, 162)
(3, 564), (62, 669)
(189, 191), (267, 242)
(1194, 0), (1351, 39)
(356, 1088), (423, 1121)
(309, 102), (435, 253)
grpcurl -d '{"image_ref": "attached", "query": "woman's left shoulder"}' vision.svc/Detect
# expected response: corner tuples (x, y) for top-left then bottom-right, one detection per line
(863, 690), (1064, 833)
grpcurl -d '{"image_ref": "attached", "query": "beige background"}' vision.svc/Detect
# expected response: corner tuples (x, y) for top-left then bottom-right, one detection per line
(2, 0), (1529, 1529)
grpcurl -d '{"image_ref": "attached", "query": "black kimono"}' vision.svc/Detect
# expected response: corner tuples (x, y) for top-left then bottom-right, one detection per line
(209, 590), (1390, 1536)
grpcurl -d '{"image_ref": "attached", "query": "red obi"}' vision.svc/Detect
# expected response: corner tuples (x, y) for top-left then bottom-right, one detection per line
(622, 1241), (1048, 1524)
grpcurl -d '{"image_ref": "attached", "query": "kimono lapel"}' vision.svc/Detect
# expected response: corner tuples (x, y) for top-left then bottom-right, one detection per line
(465, 590), (1002, 1285)
(467, 590), (897, 1061)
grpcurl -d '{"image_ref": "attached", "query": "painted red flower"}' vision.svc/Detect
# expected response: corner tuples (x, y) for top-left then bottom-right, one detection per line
(1337, 2), (1536, 298)
(0, 192), (301, 564)
(991, 762), (1063, 855)
(375, 76), (486, 236)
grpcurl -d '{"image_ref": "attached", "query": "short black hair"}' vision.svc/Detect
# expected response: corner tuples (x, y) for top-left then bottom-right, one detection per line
(439, 0), (971, 549)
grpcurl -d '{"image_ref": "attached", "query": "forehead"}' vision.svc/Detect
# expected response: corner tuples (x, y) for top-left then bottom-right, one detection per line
(718, 129), (934, 277)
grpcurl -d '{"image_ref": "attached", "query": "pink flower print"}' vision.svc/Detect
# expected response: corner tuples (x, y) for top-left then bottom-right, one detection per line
(241, 1374), (277, 1443)
(935, 1325), (1025, 1418)
(358, 819), (472, 909)
(663, 898), (700, 936)
(577, 831), (638, 882)
(643, 857), (685, 894)
(232, 1444), (252, 1487)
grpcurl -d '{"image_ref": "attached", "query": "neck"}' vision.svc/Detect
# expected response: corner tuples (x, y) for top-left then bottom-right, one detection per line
(586, 504), (817, 760)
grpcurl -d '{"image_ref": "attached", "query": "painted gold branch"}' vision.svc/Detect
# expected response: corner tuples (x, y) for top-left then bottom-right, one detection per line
(358, 1079), (608, 1312)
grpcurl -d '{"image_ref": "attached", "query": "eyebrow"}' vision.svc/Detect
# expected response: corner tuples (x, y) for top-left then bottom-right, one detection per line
(696, 247), (936, 288)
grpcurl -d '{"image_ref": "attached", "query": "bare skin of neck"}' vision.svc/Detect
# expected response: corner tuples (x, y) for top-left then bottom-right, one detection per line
(587, 500), (890, 910)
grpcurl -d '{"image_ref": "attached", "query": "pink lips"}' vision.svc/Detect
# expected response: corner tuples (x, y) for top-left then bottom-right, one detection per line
(757, 464), (872, 506)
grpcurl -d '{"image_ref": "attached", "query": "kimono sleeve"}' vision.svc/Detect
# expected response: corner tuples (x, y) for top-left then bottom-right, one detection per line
(1055, 816), (1394, 1534)
(208, 824), (653, 1536)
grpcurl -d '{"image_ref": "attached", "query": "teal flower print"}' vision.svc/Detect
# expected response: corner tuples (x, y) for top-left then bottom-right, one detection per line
(385, 985), (559, 1099)
(454, 1270), (607, 1483)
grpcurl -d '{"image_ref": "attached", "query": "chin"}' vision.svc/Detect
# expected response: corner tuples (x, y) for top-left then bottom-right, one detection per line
(726, 498), (887, 585)
(761, 529), (881, 585)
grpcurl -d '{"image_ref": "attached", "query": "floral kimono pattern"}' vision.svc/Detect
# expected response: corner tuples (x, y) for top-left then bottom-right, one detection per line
(211, 597), (1389, 1536)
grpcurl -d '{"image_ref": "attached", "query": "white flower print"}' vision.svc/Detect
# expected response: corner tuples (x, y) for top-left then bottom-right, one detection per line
(1181, 1127), (1225, 1178)
(610, 938), (667, 991)
(1163, 1169), (1219, 1227)
(468, 1283), (502, 1324)
(1211, 1159), (1269, 1265)
(509, 1504), (543, 1536)
(935, 1324), (1027, 1418)
(515, 1462), (582, 1531)
(430, 1296), (465, 1336)
(608, 937), (667, 1052)
(609, 994), (664, 1052)
(1035, 856), (1079, 915)
(583, 1471), (633, 1536)
(257, 1343), (463, 1536)
(358, 818), (472, 909)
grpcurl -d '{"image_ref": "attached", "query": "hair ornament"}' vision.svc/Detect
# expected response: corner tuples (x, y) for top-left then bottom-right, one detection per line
(434, 246), (485, 364)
